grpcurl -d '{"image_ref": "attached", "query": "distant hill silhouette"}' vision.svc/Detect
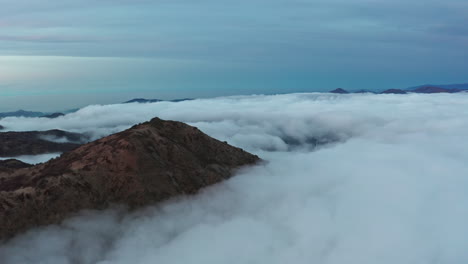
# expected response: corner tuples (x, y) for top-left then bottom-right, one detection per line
(124, 98), (163, 103)
(406, 85), (467, 94)
(381, 89), (407, 94)
(0, 110), (68, 119)
(124, 98), (193, 104)
(329, 88), (349, 94)
(0, 110), (44, 118)
(412, 86), (453, 93)
(0, 130), (88, 157)
(352, 89), (376, 94)
(407, 83), (468, 91)
(0, 159), (32, 174)
(170, 98), (194, 102)
(41, 113), (65, 118)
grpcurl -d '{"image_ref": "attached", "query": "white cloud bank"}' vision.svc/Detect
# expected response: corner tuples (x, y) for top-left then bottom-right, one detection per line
(1, 93), (468, 263)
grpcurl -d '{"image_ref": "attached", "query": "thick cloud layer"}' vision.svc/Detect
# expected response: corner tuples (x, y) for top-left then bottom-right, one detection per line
(1, 93), (468, 263)
(2, 93), (468, 152)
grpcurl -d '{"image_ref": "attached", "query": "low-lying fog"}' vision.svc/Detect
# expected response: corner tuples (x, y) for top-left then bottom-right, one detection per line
(1, 93), (468, 263)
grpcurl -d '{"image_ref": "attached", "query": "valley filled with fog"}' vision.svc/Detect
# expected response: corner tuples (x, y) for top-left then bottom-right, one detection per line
(1, 93), (468, 263)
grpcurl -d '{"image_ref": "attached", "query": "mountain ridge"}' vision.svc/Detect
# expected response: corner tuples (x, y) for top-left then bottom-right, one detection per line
(123, 98), (194, 104)
(0, 117), (260, 240)
(406, 83), (468, 91)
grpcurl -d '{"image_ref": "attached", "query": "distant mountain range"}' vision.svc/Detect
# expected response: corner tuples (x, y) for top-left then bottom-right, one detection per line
(2, 85), (467, 120)
(329, 83), (468, 94)
(41, 112), (65, 118)
(124, 98), (163, 103)
(405, 83), (468, 93)
(329, 88), (349, 94)
(0, 110), (66, 119)
(329, 88), (407, 94)
(123, 98), (193, 104)
(0, 110), (45, 118)
(381, 89), (407, 94)
(407, 83), (468, 91)
(0, 98), (194, 120)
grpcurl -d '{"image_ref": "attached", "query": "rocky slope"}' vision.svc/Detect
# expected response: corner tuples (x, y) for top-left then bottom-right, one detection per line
(0, 130), (87, 157)
(0, 117), (260, 240)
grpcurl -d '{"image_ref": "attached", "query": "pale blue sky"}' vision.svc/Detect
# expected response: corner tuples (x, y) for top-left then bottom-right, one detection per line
(0, 0), (467, 111)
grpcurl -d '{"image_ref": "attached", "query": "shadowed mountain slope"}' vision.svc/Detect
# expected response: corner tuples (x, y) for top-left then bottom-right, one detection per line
(0, 130), (88, 157)
(0, 160), (33, 174)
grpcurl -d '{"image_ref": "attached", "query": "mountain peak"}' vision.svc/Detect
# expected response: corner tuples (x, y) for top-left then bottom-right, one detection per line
(0, 118), (260, 239)
(124, 98), (163, 104)
(329, 88), (349, 94)
(381, 89), (407, 94)
(123, 98), (194, 104)
(407, 83), (468, 91)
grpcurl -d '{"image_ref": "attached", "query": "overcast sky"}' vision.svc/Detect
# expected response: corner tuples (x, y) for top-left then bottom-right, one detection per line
(0, 0), (467, 111)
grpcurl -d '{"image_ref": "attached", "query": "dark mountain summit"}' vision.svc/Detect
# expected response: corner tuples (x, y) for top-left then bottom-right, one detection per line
(0, 159), (32, 174)
(352, 89), (376, 94)
(0, 111), (69, 119)
(124, 98), (193, 104)
(407, 83), (468, 91)
(41, 113), (65, 118)
(0, 130), (88, 157)
(0, 117), (260, 240)
(329, 88), (349, 94)
(407, 85), (464, 94)
(0, 110), (44, 119)
(124, 98), (163, 103)
(170, 98), (193, 102)
(381, 89), (407, 94)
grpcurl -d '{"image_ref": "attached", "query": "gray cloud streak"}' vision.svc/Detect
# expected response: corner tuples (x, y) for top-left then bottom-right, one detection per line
(0, 0), (466, 99)
(1, 0), (467, 60)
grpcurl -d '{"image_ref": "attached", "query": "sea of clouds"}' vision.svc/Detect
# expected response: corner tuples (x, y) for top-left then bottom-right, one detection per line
(1, 93), (468, 263)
